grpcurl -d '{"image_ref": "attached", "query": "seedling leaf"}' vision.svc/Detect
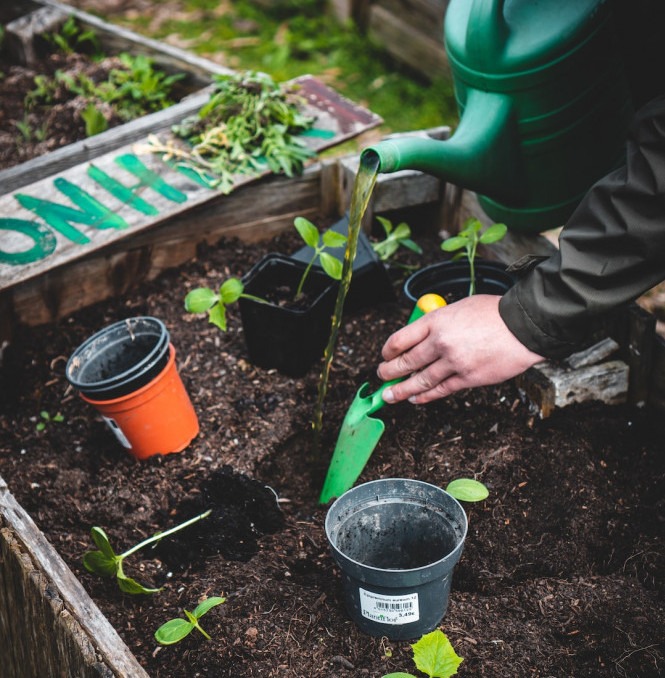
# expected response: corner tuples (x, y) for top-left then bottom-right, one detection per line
(117, 574), (161, 595)
(184, 287), (218, 313)
(90, 526), (117, 559)
(193, 596), (226, 618)
(412, 629), (463, 677)
(208, 303), (228, 331)
(322, 230), (348, 248)
(154, 618), (194, 645)
(82, 550), (118, 578)
(319, 252), (343, 280)
(479, 222), (507, 244)
(219, 278), (244, 304)
(294, 216), (320, 248)
(382, 674), (417, 678)
(440, 236), (467, 252)
(446, 478), (489, 502)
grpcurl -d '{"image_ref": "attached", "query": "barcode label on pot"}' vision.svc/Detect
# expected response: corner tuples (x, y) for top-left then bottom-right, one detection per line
(359, 589), (419, 625)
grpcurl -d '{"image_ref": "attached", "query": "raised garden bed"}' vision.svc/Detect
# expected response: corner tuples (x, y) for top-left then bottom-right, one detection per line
(0, 139), (663, 675)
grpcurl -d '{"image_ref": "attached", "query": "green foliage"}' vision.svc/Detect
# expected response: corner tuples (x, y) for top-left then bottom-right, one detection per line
(382, 629), (463, 678)
(372, 215), (423, 262)
(140, 70), (314, 193)
(154, 596), (226, 645)
(45, 16), (101, 57)
(81, 103), (108, 136)
(440, 218), (507, 295)
(293, 216), (347, 297)
(83, 510), (211, 594)
(13, 115), (48, 144)
(26, 53), (182, 139)
(35, 410), (64, 432)
(446, 478), (489, 503)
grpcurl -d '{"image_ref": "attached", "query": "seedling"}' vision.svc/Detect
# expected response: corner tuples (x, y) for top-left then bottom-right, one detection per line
(184, 277), (266, 332)
(184, 217), (345, 330)
(293, 216), (347, 297)
(372, 215), (422, 263)
(83, 509), (211, 594)
(35, 410), (64, 431)
(154, 596), (226, 645)
(381, 629), (463, 678)
(45, 16), (100, 57)
(440, 218), (507, 295)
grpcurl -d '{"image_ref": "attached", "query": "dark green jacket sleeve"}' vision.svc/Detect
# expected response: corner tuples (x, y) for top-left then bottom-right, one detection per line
(499, 94), (665, 359)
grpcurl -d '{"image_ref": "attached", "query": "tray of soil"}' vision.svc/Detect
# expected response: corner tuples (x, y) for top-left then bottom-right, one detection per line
(0, 222), (663, 677)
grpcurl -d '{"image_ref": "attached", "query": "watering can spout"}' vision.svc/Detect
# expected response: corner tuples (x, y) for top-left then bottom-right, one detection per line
(361, 90), (525, 205)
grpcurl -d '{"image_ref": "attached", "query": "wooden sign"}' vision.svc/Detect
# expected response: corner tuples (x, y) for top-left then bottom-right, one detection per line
(0, 75), (382, 297)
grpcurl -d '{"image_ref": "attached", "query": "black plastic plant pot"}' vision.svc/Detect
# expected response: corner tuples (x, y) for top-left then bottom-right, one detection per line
(325, 478), (468, 640)
(403, 259), (516, 305)
(65, 317), (170, 401)
(238, 253), (338, 378)
(290, 214), (395, 311)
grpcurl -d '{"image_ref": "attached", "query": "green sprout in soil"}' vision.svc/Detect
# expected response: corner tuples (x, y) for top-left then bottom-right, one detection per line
(137, 70), (314, 193)
(184, 217), (345, 330)
(154, 596), (226, 645)
(372, 215), (423, 264)
(382, 629), (463, 678)
(440, 218), (507, 296)
(293, 216), (347, 297)
(83, 510), (211, 594)
(184, 277), (266, 332)
(45, 16), (100, 57)
(35, 410), (64, 431)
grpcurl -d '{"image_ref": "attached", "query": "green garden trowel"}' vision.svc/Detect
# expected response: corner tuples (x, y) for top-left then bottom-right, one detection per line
(319, 293), (446, 503)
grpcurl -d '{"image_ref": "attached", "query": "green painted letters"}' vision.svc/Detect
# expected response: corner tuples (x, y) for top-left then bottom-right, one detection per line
(0, 218), (57, 265)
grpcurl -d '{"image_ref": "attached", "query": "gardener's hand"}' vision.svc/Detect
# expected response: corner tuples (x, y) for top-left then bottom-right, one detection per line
(377, 294), (544, 404)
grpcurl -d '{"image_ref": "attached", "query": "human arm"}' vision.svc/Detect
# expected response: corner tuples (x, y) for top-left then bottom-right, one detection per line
(378, 94), (665, 404)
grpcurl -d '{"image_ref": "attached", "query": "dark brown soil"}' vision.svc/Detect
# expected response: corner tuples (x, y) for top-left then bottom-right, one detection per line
(0, 226), (663, 678)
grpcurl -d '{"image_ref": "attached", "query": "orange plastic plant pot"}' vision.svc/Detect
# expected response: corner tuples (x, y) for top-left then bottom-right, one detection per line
(81, 344), (199, 460)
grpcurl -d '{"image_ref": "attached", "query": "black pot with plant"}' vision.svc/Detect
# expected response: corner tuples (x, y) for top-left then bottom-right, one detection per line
(404, 218), (515, 303)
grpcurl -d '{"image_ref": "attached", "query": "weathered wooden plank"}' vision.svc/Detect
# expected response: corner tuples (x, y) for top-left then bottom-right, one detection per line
(564, 337), (620, 370)
(4, 164), (328, 328)
(517, 359), (629, 419)
(368, 4), (450, 80)
(0, 475), (150, 677)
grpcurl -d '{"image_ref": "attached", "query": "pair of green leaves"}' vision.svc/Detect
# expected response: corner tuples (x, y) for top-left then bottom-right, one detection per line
(154, 596), (226, 645)
(372, 216), (423, 262)
(35, 410), (64, 431)
(184, 278), (264, 332)
(83, 510), (211, 594)
(441, 217), (507, 295)
(293, 216), (347, 297)
(383, 629), (463, 678)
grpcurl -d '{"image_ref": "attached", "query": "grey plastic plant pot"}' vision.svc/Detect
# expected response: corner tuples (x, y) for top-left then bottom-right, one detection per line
(325, 478), (468, 640)
(65, 317), (170, 401)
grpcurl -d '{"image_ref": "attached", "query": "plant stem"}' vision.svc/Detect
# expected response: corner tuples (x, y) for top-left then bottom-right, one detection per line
(121, 509), (211, 558)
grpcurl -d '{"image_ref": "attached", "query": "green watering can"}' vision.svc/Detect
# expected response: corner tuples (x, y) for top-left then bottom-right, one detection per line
(362, 0), (635, 233)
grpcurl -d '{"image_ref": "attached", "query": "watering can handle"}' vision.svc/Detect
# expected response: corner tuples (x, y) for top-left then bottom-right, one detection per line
(468, 0), (508, 63)
(366, 294), (447, 413)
